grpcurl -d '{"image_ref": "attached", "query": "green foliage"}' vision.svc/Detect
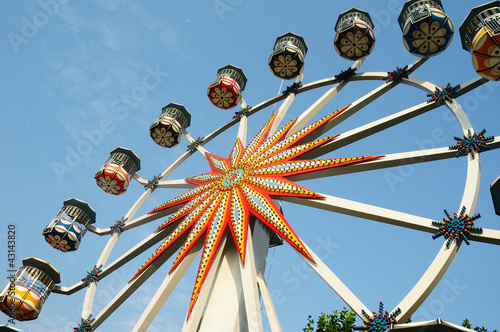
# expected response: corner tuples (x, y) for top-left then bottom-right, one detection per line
(462, 319), (498, 332)
(304, 307), (357, 332)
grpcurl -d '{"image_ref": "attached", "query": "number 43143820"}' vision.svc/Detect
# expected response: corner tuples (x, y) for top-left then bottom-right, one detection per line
(7, 225), (15, 267)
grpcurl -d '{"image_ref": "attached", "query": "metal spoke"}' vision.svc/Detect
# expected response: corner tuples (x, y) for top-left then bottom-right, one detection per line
(289, 139), (500, 181)
(131, 240), (203, 332)
(91, 232), (188, 329)
(239, 223), (267, 332)
(156, 179), (196, 189)
(301, 79), (489, 160)
(256, 271), (282, 332)
(182, 236), (229, 332)
(297, 239), (370, 319)
(268, 75), (302, 136)
(281, 193), (436, 234)
(295, 57), (428, 144)
(184, 129), (209, 156)
(53, 224), (179, 295)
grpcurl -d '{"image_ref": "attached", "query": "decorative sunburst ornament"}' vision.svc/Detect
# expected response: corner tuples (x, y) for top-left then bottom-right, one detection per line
(384, 65), (409, 83)
(449, 129), (494, 159)
(432, 206), (482, 248)
(427, 83), (461, 105)
(130, 107), (381, 318)
(74, 314), (94, 332)
(334, 67), (357, 82)
(108, 217), (127, 235)
(353, 302), (401, 332)
(81, 265), (103, 288)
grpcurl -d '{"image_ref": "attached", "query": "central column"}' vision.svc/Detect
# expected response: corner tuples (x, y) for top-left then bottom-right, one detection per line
(198, 220), (272, 332)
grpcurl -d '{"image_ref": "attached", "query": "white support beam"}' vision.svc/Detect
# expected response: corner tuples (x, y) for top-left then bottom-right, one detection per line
(281, 193), (436, 234)
(202, 93), (286, 145)
(298, 240), (370, 319)
(256, 271), (282, 332)
(54, 224), (176, 294)
(407, 56), (429, 71)
(447, 99), (473, 135)
(239, 224), (267, 332)
(183, 237), (229, 332)
(297, 58), (427, 143)
(97, 225), (175, 280)
(51, 283), (84, 296)
(394, 241), (460, 323)
(86, 189), (157, 235)
(290, 146), (459, 181)
(121, 205), (182, 232)
(302, 72), (487, 151)
(160, 150), (193, 180)
(287, 60), (364, 136)
(303, 90), (435, 153)
(468, 228), (500, 245)
(184, 129), (209, 156)
(125, 185), (156, 220)
(298, 58), (364, 93)
(156, 179), (196, 189)
(86, 203), (182, 236)
(81, 232), (121, 318)
(287, 80), (348, 136)
(238, 114), (248, 146)
(91, 231), (187, 329)
(302, 76), (400, 144)
(133, 173), (148, 186)
(268, 87), (297, 137)
(132, 240), (203, 332)
(240, 96), (247, 110)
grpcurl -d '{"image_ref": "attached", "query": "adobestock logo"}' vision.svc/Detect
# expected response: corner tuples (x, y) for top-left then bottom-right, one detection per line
(7, 0), (71, 54)
(213, 0), (243, 21)
(370, 0), (405, 35)
(412, 277), (467, 321)
(51, 65), (169, 183)
(269, 235), (340, 306)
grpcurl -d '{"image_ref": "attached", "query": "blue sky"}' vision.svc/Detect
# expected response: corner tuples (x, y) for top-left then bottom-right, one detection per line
(1, 1), (500, 331)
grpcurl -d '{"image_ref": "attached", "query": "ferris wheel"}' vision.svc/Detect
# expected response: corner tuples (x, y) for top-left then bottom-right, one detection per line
(2, 1), (500, 331)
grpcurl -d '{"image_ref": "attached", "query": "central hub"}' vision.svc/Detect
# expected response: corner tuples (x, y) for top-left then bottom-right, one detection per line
(221, 168), (246, 189)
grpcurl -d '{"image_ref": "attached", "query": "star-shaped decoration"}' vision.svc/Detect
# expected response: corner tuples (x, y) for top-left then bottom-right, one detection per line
(427, 83), (461, 105)
(109, 217), (127, 235)
(130, 107), (382, 318)
(81, 265), (103, 288)
(282, 81), (302, 96)
(449, 129), (494, 159)
(73, 314), (94, 332)
(353, 302), (401, 332)
(144, 174), (162, 190)
(333, 67), (357, 82)
(384, 65), (409, 83)
(432, 206), (482, 248)
(233, 106), (252, 119)
(187, 137), (205, 152)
